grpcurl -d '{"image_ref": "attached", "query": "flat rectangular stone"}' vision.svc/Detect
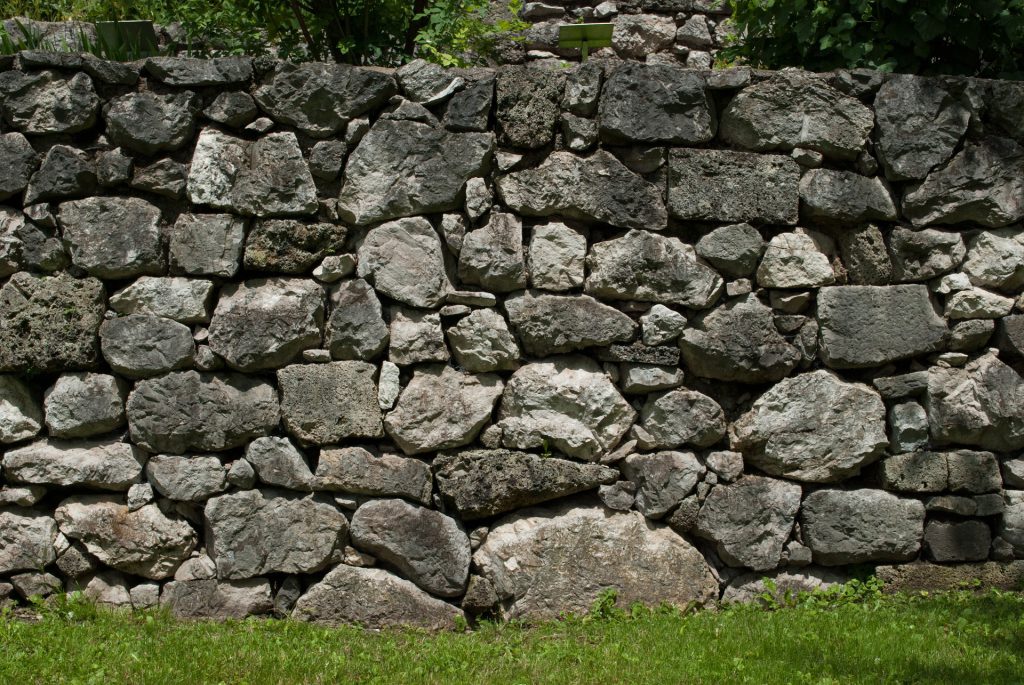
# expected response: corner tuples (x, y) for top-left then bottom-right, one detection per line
(872, 371), (930, 399)
(597, 343), (680, 365)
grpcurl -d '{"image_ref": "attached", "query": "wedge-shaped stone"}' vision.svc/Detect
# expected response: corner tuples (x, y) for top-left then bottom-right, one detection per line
(458, 212), (528, 292)
(817, 285), (947, 369)
(356, 217), (450, 309)
(799, 169), (898, 224)
(3, 438), (145, 491)
(326, 279), (389, 361)
(599, 63), (716, 145)
(127, 371), (280, 454)
(474, 503), (718, 620)
(293, 564), (464, 629)
(108, 277), (215, 325)
(433, 449), (617, 520)
(245, 437), (314, 492)
(622, 451), (704, 519)
(497, 151), (667, 230)
(58, 196), (163, 279)
(498, 357), (635, 461)
(0, 70), (98, 134)
(730, 370), (887, 483)
(755, 233), (834, 288)
(505, 291), (636, 356)
(55, 496), (196, 579)
(586, 229), (723, 308)
(0, 132), (37, 201)
(668, 149), (799, 224)
(801, 489), (924, 565)
(315, 447), (432, 504)
(0, 375), (42, 444)
(338, 119), (493, 225)
(0, 507), (57, 574)
(446, 308), (521, 373)
(205, 489), (348, 580)
(277, 362), (382, 446)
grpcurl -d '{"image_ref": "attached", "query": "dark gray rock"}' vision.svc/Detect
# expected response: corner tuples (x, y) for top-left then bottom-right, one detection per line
(0, 207), (66, 276)
(888, 227), (965, 282)
(315, 447), (432, 504)
(203, 91), (258, 128)
(308, 140), (346, 180)
(495, 66), (563, 149)
(145, 56), (253, 86)
(145, 455), (227, 501)
(0, 133), (37, 200)
(695, 223), (765, 278)
(837, 224), (892, 285)
(326, 279), (389, 361)
(505, 290), (636, 356)
(130, 158), (186, 198)
(0, 70), (98, 134)
(104, 91), (198, 155)
(169, 213), (246, 278)
(458, 213), (528, 292)
(277, 362), (383, 446)
(801, 489), (924, 565)
(622, 451), (704, 519)
(100, 315), (195, 379)
(24, 145), (95, 204)
(444, 75), (494, 132)
(799, 169), (897, 224)
(58, 196), (163, 279)
(925, 520), (990, 562)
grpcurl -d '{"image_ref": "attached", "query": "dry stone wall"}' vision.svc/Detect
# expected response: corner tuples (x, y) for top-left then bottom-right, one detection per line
(2, 52), (1024, 626)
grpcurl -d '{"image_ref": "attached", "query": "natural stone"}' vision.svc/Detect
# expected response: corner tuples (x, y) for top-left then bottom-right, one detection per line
(924, 520), (990, 562)
(622, 451), (704, 519)
(315, 447), (432, 504)
(308, 139), (346, 180)
(799, 169), (897, 223)
(695, 223), (765, 278)
(446, 308), (520, 372)
(161, 578), (273, 619)
(277, 362), (382, 446)
(145, 455), (227, 501)
(108, 277), (215, 325)
(962, 229), (1024, 291)
(3, 438), (144, 490)
(527, 222), (586, 291)
(494, 66), (563, 149)
(458, 213), (527, 292)
(24, 145), (96, 204)
(0, 132), (38, 200)
(0, 206), (66, 276)
(838, 224), (892, 285)
(356, 217), (450, 308)
(611, 14), (677, 59)
(706, 450), (744, 482)
(244, 220), (347, 275)
(634, 389), (726, 450)
(388, 307), (448, 366)
(245, 437), (314, 491)
(145, 56), (252, 87)
(876, 560), (1024, 593)
(104, 91), (198, 155)
(756, 232), (834, 288)
(888, 227), (965, 282)
(0, 507), (57, 574)
(722, 568), (849, 604)
(598, 63), (715, 145)
(889, 401), (929, 453)
(326, 279), (389, 361)
(640, 305), (687, 346)
(801, 489), (924, 565)
(100, 315), (195, 379)
(505, 291), (636, 356)
(203, 91), (257, 127)
(0, 375), (42, 444)
(444, 76), (494, 132)
(944, 288), (1014, 319)
(169, 213), (246, 278)
(927, 352), (1024, 451)
(0, 70), (98, 134)
(619, 364), (684, 394)
(58, 196), (162, 278)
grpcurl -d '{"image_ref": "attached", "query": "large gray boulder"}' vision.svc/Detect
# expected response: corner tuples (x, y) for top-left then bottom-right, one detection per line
(326, 279), (389, 361)
(598, 63), (716, 145)
(104, 90), (198, 154)
(145, 56), (252, 86)
(160, 578), (273, 619)
(0, 375), (42, 444)
(100, 315), (195, 379)
(43, 373), (126, 439)
(679, 295), (799, 383)
(433, 449), (617, 520)
(720, 72), (873, 160)
(888, 227), (966, 282)
(3, 438), (145, 490)
(277, 362), (383, 446)
(903, 137), (1024, 228)
(24, 144), (96, 204)
(497, 151), (667, 230)
(58, 196), (163, 278)
(208, 278), (324, 372)
(799, 169), (898, 224)
(292, 564), (464, 629)
(356, 217), (451, 308)
(205, 489), (348, 579)
(108, 277), (215, 325)
(338, 119), (493, 225)
(0, 70), (98, 134)
(244, 220), (347, 275)
(384, 365), (503, 455)
(962, 228), (1024, 292)
(315, 447), (432, 504)
(474, 503), (718, 620)
(730, 370), (888, 483)
(254, 62), (394, 136)
(245, 437), (314, 491)
(446, 308), (521, 372)
(0, 507), (57, 574)
(694, 476), (802, 571)
(634, 389), (726, 450)
(621, 451), (704, 519)
(126, 371), (280, 454)
(498, 357), (635, 461)
(585, 229), (723, 308)
(0, 132), (37, 201)
(351, 499), (470, 598)
(188, 129), (317, 217)
(494, 66), (563, 149)
(169, 213), (246, 278)
(458, 213), (528, 292)
(55, 495), (197, 579)
(926, 351), (1024, 451)
(873, 74), (970, 181)
(504, 291), (636, 356)
(0, 272), (105, 372)
(145, 454), (227, 501)
(668, 149), (800, 224)
(801, 489), (924, 565)
(816, 285), (947, 369)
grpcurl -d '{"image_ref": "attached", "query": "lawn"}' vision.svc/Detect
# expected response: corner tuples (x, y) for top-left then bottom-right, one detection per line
(1, 585), (1022, 684)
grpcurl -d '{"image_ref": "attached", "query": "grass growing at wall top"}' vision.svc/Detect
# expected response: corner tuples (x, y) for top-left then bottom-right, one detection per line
(2, 586), (1023, 684)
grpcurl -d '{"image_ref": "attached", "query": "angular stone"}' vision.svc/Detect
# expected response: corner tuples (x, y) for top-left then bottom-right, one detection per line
(24, 144), (96, 204)
(586, 229), (723, 308)
(10, 571), (61, 598)
(679, 294), (799, 383)
(801, 489), (923, 565)
(756, 232), (834, 288)
(145, 56), (252, 86)
(444, 76), (493, 132)
(244, 220), (347, 275)
(874, 75), (970, 181)
(208, 278), (324, 372)
(611, 14), (676, 59)
(245, 437), (314, 491)
(949, 319), (995, 352)
(205, 489), (347, 579)
(695, 223), (765, 278)
(799, 169), (898, 224)
(130, 158), (186, 198)
(890, 401), (928, 453)
(56, 496), (196, 579)
(619, 364), (684, 394)
(254, 62), (396, 137)
(946, 449), (1002, 494)
(188, 129), (317, 217)
(634, 389), (726, 450)
(876, 560), (1024, 593)
(58, 196), (162, 278)
(962, 229), (1024, 292)
(293, 563), (463, 629)
(145, 455), (227, 501)
(351, 499), (470, 598)
(1003, 491), (1024, 557)
(903, 137), (1024, 228)
(622, 451), (704, 519)
(722, 567), (848, 604)
(326, 279), (388, 361)
(338, 119), (493, 225)
(169, 213), (246, 278)
(498, 357), (635, 461)
(505, 291), (636, 356)
(880, 451), (949, 493)
(888, 227), (966, 282)
(668, 149), (799, 224)
(458, 212), (527, 292)
(695, 476), (802, 571)
(0, 132), (38, 200)
(277, 362), (382, 446)
(308, 139), (346, 180)
(384, 365), (502, 455)
(945, 288), (1014, 319)
(817, 285), (947, 369)
(433, 448), (616, 521)
(446, 308), (520, 372)
(720, 72), (873, 160)
(838, 224), (892, 285)
(925, 520), (990, 563)
(641, 305), (687, 346)
(707, 450), (744, 482)
(927, 353), (1024, 451)
(494, 66), (562, 149)
(388, 307), (448, 366)
(100, 315), (195, 379)
(474, 503), (718, 620)
(0, 206), (66, 277)
(0, 507), (57, 574)
(356, 217), (450, 308)
(599, 63), (715, 145)
(3, 438), (144, 490)
(0, 70), (98, 135)
(203, 91), (257, 128)
(731, 370), (888, 483)
(104, 91), (198, 155)
(161, 578), (273, 619)
(107, 276), (214, 326)
(598, 342), (679, 365)
(526, 222), (586, 291)
(497, 151), (667, 230)
(0, 375), (42, 444)
(127, 371), (279, 454)
(315, 447), (431, 504)
(0, 486), (46, 507)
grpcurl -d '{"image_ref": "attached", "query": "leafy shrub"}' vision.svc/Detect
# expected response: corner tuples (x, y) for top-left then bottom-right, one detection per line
(726, 0), (1024, 79)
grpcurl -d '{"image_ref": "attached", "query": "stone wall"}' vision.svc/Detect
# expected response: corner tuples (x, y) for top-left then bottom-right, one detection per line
(1, 52), (1024, 627)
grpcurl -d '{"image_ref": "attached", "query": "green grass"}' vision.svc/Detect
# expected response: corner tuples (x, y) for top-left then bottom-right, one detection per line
(2, 589), (1023, 684)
